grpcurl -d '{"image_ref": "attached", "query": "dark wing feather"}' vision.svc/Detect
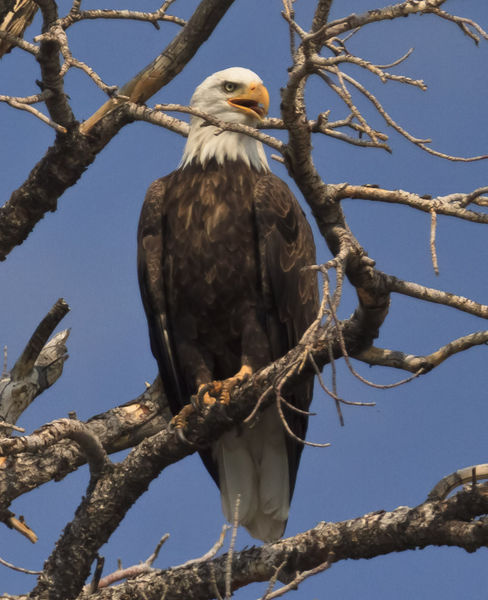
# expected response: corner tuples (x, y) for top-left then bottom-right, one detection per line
(137, 177), (187, 414)
(253, 174), (319, 498)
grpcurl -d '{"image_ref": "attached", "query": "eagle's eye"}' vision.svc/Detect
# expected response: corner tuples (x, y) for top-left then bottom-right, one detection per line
(223, 81), (237, 93)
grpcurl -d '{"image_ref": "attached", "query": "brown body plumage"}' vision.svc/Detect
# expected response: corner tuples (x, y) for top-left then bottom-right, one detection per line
(137, 68), (318, 541)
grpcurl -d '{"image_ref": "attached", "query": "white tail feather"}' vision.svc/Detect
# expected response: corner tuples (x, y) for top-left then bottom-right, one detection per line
(212, 406), (289, 542)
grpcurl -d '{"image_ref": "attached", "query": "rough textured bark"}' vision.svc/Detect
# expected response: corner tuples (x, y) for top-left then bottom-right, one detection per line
(23, 484), (488, 600)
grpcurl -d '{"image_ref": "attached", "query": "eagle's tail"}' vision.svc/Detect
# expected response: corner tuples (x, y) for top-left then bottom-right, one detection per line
(212, 406), (289, 542)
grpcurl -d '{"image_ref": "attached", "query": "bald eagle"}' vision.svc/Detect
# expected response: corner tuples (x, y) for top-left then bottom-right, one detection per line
(138, 67), (318, 542)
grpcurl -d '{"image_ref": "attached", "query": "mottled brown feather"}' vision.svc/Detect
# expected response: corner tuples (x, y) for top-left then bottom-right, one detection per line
(137, 159), (318, 495)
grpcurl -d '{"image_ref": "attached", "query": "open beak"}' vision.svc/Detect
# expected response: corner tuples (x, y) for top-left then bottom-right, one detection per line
(227, 82), (269, 120)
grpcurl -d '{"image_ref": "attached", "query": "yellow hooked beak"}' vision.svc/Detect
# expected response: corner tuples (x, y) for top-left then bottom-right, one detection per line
(227, 82), (269, 120)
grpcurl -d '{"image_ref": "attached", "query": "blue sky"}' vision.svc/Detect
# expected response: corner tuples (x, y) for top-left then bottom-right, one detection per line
(1, 1), (487, 597)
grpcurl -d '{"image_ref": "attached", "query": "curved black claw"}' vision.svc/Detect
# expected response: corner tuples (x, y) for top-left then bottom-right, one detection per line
(192, 383), (213, 410)
(175, 426), (195, 447)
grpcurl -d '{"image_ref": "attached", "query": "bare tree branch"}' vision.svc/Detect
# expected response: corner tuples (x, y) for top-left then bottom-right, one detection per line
(0, 418), (110, 483)
(0, 0), (236, 261)
(0, 29), (38, 55)
(22, 303), (387, 599)
(384, 274), (488, 319)
(0, 377), (168, 513)
(331, 184), (488, 224)
(79, 0), (237, 133)
(357, 331), (488, 373)
(320, 0), (450, 40)
(428, 464), (488, 500)
(59, 4), (186, 30)
(10, 298), (69, 381)
(0, 1), (486, 598)
(47, 483), (488, 600)
(34, 0), (75, 128)
(0, 300), (70, 427)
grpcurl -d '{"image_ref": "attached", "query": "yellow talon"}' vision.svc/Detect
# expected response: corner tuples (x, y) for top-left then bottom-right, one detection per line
(170, 403), (195, 430)
(207, 365), (253, 406)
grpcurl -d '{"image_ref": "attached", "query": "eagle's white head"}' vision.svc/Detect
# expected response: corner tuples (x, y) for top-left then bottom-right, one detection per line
(180, 67), (270, 172)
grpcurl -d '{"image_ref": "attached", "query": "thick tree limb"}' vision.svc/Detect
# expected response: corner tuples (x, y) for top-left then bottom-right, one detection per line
(280, 26), (392, 349)
(35, 0), (75, 128)
(0, 307), (364, 515)
(0, 378), (168, 511)
(38, 483), (488, 600)
(0, 418), (109, 484)
(24, 302), (387, 599)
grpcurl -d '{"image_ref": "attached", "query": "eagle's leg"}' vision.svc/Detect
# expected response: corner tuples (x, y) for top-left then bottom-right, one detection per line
(196, 364), (253, 407)
(168, 344), (216, 442)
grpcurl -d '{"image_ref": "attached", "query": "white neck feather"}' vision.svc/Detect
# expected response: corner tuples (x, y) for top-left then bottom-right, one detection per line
(180, 117), (270, 172)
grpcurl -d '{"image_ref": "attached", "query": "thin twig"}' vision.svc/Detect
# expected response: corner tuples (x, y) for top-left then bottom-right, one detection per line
(0, 555), (41, 575)
(0, 422), (25, 433)
(327, 291), (425, 389)
(89, 534), (170, 590)
(60, 5), (186, 29)
(225, 495), (240, 600)
(276, 370), (331, 448)
(281, 0), (296, 61)
(173, 525), (228, 569)
(428, 8), (488, 44)
(243, 385), (274, 425)
(155, 103), (285, 153)
(430, 209), (439, 275)
(260, 560), (287, 600)
(263, 556), (334, 599)
(88, 555), (105, 594)
(146, 533), (171, 566)
(0, 30), (39, 55)
(0, 95), (67, 133)
(1, 346), (7, 379)
(376, 47), (414, 69)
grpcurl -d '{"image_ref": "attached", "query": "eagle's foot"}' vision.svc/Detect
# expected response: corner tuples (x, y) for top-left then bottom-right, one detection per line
(169, 404), (196, 446)
(194, 381), (224, 409)
(220, 364), (253, 404)
(196, 365), (253, 408)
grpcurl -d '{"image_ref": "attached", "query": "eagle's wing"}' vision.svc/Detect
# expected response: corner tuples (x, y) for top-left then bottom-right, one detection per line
(253, 174), (319, 497)
(137, 177), (186, 414)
